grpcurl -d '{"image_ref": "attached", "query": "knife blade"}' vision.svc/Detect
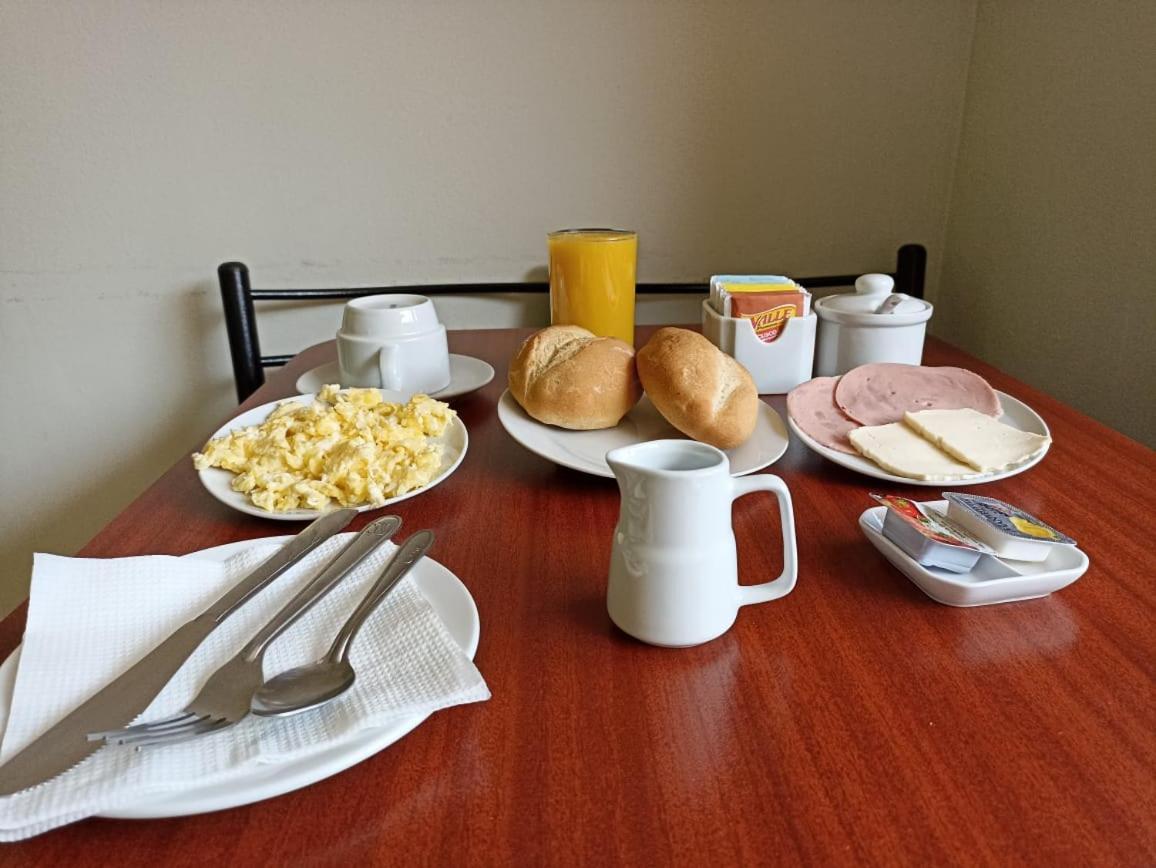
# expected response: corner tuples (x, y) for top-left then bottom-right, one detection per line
(0, 507), (357, 796)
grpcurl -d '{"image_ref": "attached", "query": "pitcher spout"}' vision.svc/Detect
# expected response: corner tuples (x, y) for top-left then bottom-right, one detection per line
(606, 439), (727, 484)
(605, 444), (646, 489)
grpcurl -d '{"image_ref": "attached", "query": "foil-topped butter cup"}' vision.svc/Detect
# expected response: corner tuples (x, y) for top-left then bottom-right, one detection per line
(944, 493), (1075, 563)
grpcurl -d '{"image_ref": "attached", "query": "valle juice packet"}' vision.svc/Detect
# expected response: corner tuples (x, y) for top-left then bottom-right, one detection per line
(709, 275), (810, 344)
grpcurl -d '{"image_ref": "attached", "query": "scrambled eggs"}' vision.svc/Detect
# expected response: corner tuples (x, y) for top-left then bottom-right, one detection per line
(193, 385), (457, 512)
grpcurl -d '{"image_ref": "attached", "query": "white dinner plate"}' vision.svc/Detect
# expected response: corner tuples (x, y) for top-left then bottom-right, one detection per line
(197, 392), (469, 521)
(788, 391), (1050, 486)
(295, 355), (495, 399)
(497, 389), (789, 478)
(0, 536), (481, 819)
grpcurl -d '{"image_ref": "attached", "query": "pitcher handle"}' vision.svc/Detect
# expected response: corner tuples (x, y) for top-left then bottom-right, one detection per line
(730, 474), (798, 606)
(377, 344), (402, 391)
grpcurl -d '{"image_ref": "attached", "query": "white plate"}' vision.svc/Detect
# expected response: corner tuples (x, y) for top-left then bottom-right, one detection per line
(497, 390), (789, 478)
(197, 392), (469, 521)
(788, 391), (1050, 486)
(860, 501), (1088, 606)
(0, 535), (481, 818)
(295, 355), (495, 399)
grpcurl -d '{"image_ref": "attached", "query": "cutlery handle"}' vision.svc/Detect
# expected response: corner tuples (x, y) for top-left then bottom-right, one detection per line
(205, 508), (358, 624)
(327, 529), (435, 663)
(240, 514), (402, 661)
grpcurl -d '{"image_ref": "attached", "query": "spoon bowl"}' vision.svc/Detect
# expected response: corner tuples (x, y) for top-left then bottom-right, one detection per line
(251, 660), (356, 718)
(250, 530), (435, 719)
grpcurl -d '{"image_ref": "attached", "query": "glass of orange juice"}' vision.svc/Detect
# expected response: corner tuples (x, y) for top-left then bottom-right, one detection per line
(548, 228), (638, 345)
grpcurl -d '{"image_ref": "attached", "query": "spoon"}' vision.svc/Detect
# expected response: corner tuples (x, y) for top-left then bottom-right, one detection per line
(250, 529), (435, 718)
(875, 292), (911, 314)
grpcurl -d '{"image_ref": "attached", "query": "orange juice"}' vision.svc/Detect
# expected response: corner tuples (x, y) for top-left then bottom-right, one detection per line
(548, 229), (637, 345)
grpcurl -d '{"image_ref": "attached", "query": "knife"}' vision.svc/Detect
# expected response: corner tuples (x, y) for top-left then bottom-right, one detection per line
(0, 507), (358, 796)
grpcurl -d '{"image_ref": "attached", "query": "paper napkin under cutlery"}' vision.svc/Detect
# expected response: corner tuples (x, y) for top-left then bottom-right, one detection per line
(0, 534), (490, 840)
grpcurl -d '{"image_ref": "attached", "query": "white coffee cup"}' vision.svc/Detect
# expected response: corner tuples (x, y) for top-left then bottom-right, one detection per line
(605, 440), (798, 647)
(336, 294), (451, 395)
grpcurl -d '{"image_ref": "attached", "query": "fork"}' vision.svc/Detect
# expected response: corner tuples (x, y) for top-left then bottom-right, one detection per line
(89, 514), (402, 748)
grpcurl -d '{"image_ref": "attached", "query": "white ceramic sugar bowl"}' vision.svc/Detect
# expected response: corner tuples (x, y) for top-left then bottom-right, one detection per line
(813, 274), (933, 376)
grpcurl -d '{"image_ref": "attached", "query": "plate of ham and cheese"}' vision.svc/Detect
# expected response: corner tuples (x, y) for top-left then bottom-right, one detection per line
(787, 363), (1050, 485)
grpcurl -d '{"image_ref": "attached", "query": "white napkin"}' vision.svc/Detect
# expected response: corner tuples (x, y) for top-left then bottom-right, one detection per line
(0, 534), (489, 840)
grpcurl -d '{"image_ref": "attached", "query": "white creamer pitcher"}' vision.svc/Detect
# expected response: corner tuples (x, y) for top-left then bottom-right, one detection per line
(606, 440), (798, 647)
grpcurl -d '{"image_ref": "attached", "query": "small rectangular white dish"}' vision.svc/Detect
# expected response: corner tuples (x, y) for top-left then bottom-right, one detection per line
(859, 500), (1089, 606)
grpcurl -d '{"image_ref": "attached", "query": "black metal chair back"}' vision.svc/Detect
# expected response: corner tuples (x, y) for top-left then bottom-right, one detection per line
(218, 244), (926, 401)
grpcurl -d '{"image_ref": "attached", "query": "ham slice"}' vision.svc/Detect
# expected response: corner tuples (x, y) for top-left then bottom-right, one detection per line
(787, 376), (858, 454)
(835, 364), (1001, 427)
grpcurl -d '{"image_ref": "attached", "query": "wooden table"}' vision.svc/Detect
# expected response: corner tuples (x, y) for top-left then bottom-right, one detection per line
(1, 329), (1153, 866)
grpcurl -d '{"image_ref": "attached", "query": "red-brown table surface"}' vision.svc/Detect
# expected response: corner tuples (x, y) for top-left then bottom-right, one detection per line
(0, 330), (1153, 866)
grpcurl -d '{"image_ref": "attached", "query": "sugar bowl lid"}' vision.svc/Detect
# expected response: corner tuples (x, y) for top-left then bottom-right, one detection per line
(814, 274), (932, 326)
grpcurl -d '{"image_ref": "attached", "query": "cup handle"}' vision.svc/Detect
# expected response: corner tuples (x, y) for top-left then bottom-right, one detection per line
(377, 345), (402, 391)
(730, 474), (798, 606)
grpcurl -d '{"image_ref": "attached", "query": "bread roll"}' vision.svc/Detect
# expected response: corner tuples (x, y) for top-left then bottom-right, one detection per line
(636, 328), (758, 449)
(509, 325), (641, 429)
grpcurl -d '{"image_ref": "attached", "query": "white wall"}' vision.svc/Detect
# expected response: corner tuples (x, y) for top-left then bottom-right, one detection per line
(935, 0), (1156, 447)
(0, 0), (979, 615)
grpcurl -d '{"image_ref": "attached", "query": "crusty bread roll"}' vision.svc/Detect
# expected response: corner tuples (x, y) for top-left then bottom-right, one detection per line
(509, 325), (641, 430)
(636, 328), (758, 449)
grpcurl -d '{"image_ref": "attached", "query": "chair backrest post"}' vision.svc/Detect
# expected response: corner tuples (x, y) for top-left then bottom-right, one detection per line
(895, 244), (927, 299)
(218, 261), (264, 402)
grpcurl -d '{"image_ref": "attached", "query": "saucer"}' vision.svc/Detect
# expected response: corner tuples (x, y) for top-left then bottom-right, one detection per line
(296, 354), (495, 400)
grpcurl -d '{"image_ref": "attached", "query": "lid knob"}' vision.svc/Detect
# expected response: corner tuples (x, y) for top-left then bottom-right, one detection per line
(855, 273), (894, 296)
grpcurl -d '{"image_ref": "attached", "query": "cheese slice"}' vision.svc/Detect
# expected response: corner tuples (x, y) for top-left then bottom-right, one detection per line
(848, 422), (979, 480)
(904, 408), (1051, 472)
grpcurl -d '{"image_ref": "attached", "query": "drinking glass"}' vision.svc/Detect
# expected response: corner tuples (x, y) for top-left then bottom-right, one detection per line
(547, 228), (638, 345)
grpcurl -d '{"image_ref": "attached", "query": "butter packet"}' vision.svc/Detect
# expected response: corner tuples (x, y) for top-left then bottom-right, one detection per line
(709, 275), (811, 343)
(943, 493), (1075, 562)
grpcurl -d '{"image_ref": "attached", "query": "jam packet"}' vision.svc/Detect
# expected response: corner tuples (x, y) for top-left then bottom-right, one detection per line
(871, 494), (994, 572)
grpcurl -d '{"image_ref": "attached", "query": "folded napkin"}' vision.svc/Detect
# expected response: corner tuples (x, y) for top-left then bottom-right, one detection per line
(0, 534), (489, 840)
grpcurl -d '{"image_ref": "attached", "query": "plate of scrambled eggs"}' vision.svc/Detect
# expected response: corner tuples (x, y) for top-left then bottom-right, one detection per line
(194, 386), (468, 520)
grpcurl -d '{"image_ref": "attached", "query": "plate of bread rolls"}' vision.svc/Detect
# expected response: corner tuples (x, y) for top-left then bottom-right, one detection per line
(498, 325), (789, 478)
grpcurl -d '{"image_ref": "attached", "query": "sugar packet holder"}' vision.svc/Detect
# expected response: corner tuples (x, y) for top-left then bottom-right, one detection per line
(701, 276), (815, 394)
